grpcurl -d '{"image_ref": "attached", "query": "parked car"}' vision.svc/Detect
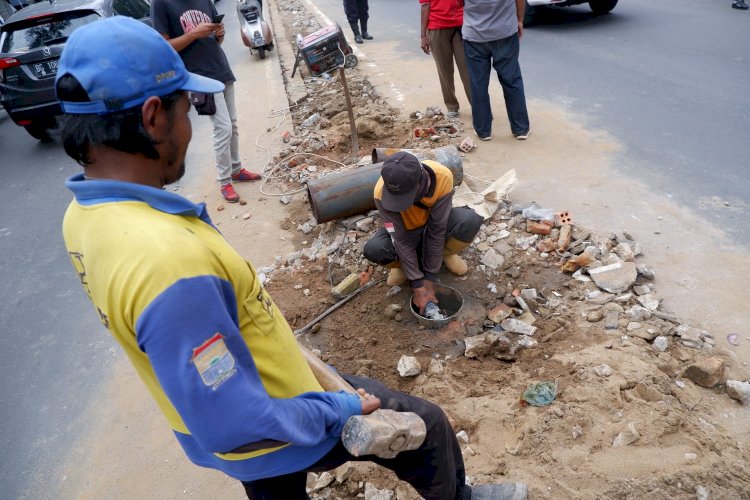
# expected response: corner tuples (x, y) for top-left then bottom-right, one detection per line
(0, 0), (151, 141)
(525, 0), (618, 24)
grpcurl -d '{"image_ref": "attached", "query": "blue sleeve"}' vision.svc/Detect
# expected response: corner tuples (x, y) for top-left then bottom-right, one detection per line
(135, 276), (362, 454)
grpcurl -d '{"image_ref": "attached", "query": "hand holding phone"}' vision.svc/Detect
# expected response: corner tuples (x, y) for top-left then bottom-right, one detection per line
(213, 14), (225, 23)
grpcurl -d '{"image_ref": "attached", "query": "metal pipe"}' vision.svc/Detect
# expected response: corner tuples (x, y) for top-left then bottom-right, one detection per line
(371, 145), (464, 185)
(308, 163), (384, 223)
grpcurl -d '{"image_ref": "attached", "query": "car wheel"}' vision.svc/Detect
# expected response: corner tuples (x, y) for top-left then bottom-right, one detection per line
(523, 0), (535, 25)
(589, 0), (618, 15)
(258, 47), (266, 59)
(24, 120), (55, 142)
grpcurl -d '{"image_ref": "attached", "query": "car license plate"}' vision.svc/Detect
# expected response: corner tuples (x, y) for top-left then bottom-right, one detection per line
(32, 59), (59, 78)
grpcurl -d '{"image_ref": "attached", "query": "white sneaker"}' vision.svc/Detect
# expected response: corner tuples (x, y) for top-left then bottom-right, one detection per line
(515, 130), (531, 140)
(474, 131), (492, 141)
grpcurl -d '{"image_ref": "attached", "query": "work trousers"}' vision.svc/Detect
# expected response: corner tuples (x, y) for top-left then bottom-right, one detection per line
(429, 27), (471, 113)
(464, 34), (530, 137)
(242, 374), (471, 500)
(363, 207), (483, 269)
(210, 82), (242, 184)
(343, 0), (368, 23)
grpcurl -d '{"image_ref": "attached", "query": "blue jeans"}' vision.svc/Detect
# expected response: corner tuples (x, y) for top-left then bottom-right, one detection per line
(464, 34), (529, 138)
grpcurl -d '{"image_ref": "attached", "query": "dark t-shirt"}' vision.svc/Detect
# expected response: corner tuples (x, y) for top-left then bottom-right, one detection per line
(151, 0), (235, 83)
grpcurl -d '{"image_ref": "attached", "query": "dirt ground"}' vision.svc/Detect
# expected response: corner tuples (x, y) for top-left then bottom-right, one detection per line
(259, 1), (750, 499)
(48, 0), (750, 499)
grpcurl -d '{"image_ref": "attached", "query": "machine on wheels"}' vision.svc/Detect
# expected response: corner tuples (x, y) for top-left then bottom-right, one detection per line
(292, 24), (357, 78)
(236, 0), (273, 59)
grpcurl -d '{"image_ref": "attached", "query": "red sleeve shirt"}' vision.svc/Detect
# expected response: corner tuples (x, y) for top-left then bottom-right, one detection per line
(419, 0), (464, 30)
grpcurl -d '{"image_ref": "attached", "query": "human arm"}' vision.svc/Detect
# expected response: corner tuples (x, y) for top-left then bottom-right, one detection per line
(374, 199), (425, 288)
(135, 276), (362, 453)
(150, 0), (219, 52)
(515, 0), (525, 39)
(420, 1), (431, 54)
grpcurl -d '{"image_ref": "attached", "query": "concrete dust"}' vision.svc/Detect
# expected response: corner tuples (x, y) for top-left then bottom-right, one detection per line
(45, 0), (750, 499)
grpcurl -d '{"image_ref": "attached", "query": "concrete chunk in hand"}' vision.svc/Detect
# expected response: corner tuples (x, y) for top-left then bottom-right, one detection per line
(342, 409), (427, 459)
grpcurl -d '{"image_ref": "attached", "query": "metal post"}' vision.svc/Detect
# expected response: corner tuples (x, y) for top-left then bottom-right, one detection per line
(339, 66), (359, 156)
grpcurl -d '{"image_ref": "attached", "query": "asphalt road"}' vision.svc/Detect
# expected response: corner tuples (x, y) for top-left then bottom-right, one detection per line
(313, 0), (750, 243)
(0, 0), (747, 497)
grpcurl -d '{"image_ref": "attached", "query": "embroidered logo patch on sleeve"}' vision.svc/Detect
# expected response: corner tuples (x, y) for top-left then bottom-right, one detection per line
(191, 333), (237, 389)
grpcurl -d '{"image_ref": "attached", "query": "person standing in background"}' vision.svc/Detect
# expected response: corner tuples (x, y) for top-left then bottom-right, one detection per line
(151, 0), (263, 203)
(462, 0), (530, 142)
(344, 0), (372, 44)
(420, 0), (471, 119)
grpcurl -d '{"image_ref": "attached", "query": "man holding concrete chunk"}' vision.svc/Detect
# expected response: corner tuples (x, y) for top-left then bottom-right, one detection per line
(365, 152), (483, 314)
(58, 17), (526, 500)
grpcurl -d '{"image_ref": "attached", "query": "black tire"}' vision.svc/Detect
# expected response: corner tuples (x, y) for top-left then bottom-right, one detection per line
(589, 0), (618, 15)
(344, 53), (358, 68)
(24, 121), (54, 142)
(258, 47), (266, 59)
(523, 0), (535, 25)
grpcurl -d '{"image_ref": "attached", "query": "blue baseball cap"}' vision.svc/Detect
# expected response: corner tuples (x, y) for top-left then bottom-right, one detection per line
(56, 16), (224, 114)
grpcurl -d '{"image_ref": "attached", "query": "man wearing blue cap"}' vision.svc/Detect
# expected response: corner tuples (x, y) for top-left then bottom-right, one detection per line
(58, 16), (527, 500)
(151, 0), (261, 203)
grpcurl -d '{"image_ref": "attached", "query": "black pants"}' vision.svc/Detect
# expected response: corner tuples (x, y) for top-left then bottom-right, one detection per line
(343, 0), (368, 23)
(242, 375), (470, 500)
(363, 206), (483, 268)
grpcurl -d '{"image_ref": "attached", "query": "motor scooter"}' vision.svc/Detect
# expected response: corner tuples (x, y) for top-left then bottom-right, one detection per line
(236, 0), (273, 59)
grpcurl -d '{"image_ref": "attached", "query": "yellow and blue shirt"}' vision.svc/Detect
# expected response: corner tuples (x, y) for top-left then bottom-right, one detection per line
(62, 174), (361, 481)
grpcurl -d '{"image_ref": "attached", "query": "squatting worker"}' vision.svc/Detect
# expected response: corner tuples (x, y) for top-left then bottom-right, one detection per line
(56, 17), (527, 500)
(364, 152), (483, 314)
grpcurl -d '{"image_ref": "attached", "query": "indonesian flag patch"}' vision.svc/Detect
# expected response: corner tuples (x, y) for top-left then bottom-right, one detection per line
(191, 333), (237, 389)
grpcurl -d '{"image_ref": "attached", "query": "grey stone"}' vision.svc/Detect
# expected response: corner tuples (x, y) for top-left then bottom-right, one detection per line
(312, 472), (335, 492)
(636, 263), (655, 279)
(280, 195), (292, 205)
(397, 356), (421, 377)
(633, 285), (651, 296)
(427, 358), (444, 376)
(341, 214), (365, 227)
(364, 482), (394, 500)
(588, 261), (638, 293)
(587, 290), (615, 305)
(594, 364), (613, 377)
(626, 322), (642, 331)
(695, 486), (709, 500)
(385, 286), (401, 297)
(673, 324), (705, 344)
(653, 336), (669, 352)
(481, 249), (505, 270)
(520, 288), (538, 301)
(626, 305), (652, 321)
(464, 333), (499, 358)
(299, 222), (314, 234)
(515, 235), (539, 250)
(637, 294), (660, 311)
(456, 430), (470, 444)
(612, 422), (640, 448)
(613, 242), (635, 261)
(500, 318), (537, 336)
(384, 304), (402, 320)
(355, 217), (375, 232)
(301, 113), (321, 128)
(604, 311), (620, 330)
(506, 266), (521, 279)
(726, 380), (750, 405)
(614, 293), (633, 303)
(683, 357), (726, 387)
(587, 310), (604, 322)
(517, 336), (538, 348)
